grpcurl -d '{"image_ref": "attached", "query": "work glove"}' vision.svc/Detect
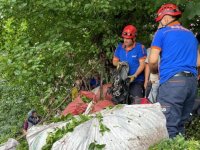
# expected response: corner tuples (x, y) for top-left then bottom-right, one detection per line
(117, 62), (127, 70)
(149, 73), (159, 83)
(128, 74), (137, 83)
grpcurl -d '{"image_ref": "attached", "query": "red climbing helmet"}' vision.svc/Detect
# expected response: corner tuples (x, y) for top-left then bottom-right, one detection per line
(156, 3), (182, 22)
(121, 25), (137, 39)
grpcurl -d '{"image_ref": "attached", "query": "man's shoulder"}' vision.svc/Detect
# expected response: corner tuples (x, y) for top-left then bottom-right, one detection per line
(116, 43), (123, 49)
(115, 43), (125, 52)
(153, 27), (167, 40)
(155, 26), (167, 34)
(117, 42), (123, 47)
(28, 116), (34, 122)
(135, 42), (144, 47)
(135, 42), (146, 50)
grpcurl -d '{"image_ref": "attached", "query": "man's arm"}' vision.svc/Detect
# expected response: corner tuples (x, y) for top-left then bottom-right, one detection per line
(134, 58), (145, 77)
(113, 45), (120, 67)
(197, 48), (200, 67)
(113, 59), (119, 67)
(197, 47), (200, 80)
(149, 48), (160, 74)
(144, 63), (150, 89)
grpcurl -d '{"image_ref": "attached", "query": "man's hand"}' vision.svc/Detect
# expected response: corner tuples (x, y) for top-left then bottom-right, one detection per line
(198, 74), (200, 80)
(117, 62), (127, 70)
(197, 48), (200, 67)
(128, 74), (137, 82)
(144, 81), (148, 89)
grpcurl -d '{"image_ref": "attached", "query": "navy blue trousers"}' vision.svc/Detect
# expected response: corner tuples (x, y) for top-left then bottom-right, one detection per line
(128, 81), (144, 104)
(158, 76), (197, 138)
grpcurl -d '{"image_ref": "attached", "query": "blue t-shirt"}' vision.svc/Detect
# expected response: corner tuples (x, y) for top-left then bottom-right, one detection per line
(114, 42), (147, 82)
(151, 22), (198, 84)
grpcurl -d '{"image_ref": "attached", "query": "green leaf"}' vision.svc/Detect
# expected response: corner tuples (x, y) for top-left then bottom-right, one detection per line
(95, 144), (106, 149)
(88, 142), (96, 150)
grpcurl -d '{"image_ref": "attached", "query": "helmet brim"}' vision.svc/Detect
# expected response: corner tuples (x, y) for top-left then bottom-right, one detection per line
(155, 12), (182, 22)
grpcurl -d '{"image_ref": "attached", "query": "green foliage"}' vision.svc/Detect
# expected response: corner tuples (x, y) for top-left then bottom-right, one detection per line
(82, 96), (92, 103)
(99, 122), (110, 135)
(96, 113), (110, 135)
(42, 113), (110, 149)
(42, 114), (92, 150)
(89, 141), (106, 150)
(150, 135), (200, 150)
(46, 114), (73, 124)
(185, 116), (200, 140)
(150, 116), (200, 149)
(16, 138), (29, 150)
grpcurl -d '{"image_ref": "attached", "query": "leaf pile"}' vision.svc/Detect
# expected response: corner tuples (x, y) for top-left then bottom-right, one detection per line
(42, 115), (92, 150)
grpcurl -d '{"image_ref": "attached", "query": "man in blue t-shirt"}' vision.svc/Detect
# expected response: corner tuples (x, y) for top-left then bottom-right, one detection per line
(113, 25), (147, 104)
(149, 3), (200, 138)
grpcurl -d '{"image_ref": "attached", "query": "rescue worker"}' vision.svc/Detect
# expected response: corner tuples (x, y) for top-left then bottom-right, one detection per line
(22, 110), (41, 135)
(27, 110), (41, 129)
(113, 25), (147, 104)
(149, 3), (200, 138)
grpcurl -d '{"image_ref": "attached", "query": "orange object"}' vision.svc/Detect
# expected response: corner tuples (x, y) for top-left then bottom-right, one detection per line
(62, 96), (88, 116)
(91, 100), (114, 113)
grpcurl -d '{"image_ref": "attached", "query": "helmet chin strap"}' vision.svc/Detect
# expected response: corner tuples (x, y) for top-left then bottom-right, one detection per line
(160, 19), (177, 28)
